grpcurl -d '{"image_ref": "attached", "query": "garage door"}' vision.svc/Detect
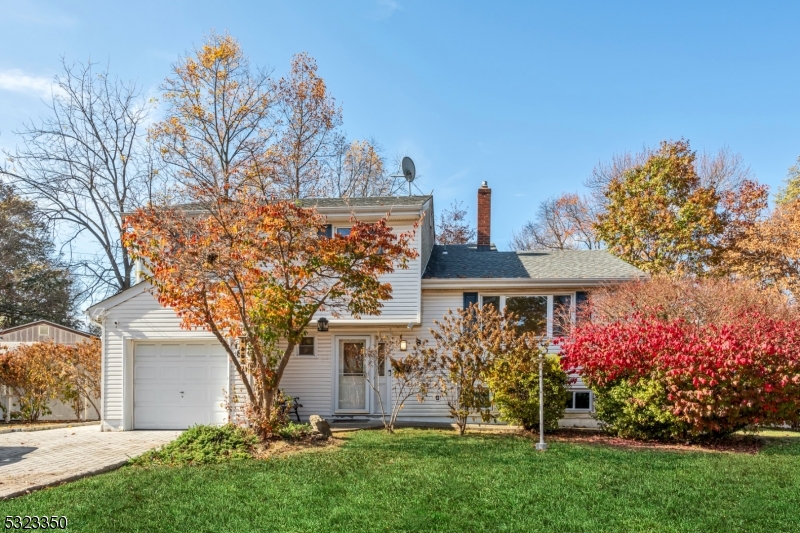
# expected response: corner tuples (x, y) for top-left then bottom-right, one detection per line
(134, 341), (229, 429)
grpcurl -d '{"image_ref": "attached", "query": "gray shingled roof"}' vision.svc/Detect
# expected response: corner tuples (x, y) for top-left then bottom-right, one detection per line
(422, 245), (646, 280)
(172, 196), (430, 212)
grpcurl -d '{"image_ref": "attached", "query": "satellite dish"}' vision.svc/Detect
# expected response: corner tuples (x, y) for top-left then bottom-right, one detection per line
(401, 157), (416, 196)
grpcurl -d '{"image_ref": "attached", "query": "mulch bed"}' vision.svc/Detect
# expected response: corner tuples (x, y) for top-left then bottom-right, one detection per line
(252, 435), (342, 460)
(546, 428), (764, 454)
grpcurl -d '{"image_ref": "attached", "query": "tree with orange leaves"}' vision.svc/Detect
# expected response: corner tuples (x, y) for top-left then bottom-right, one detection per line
(152, 32), (275, 199)
(725, 199), (800, 295)
(152, 33), (399, 202)
(123, 195), (418, 437)
(271, 52), (343, 199)
(0, 339), (100, 422)
(0, 341), (67, 422)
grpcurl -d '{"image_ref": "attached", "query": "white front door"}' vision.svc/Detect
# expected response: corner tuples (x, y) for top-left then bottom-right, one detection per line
(336, 337), (369, 413)
(134, 341), (228, 429)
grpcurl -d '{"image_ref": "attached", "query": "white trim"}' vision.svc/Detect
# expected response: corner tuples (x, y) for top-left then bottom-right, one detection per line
(123, 335), (134, 430)
(320, 319), (420, 327)
(100, 321), (107, 427)
(86, 282), (150, 316)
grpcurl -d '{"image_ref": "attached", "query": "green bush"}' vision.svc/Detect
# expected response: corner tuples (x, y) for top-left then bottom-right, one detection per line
(275, 421), (314, 441)
(593, 378), (689, 440)
(133, 424), (257, 466)
(485, 353), (570, 432)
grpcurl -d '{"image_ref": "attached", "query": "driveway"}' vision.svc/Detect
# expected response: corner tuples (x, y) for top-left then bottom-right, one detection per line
(0, 426), (181, 499)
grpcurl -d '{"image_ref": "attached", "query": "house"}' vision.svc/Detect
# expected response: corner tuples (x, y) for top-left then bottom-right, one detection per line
(0, 320), (100, 422)
(86, 183), (645, 431)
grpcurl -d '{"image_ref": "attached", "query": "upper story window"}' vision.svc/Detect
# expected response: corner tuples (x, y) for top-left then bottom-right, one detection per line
(480, 294), (574, 337)
(336, 227), (352, 237)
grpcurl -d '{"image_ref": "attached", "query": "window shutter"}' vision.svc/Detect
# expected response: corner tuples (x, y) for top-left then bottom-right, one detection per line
(463, 292), (478, 310)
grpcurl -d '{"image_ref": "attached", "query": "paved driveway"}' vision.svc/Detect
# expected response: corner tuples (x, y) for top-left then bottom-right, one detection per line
(0, 426), (181, 499)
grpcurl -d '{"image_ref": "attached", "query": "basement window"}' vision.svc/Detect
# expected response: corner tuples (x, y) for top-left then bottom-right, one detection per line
(565, 391), (592, 411)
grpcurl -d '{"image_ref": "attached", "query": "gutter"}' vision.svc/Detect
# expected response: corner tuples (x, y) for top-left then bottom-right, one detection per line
(421, 276), (648, 290)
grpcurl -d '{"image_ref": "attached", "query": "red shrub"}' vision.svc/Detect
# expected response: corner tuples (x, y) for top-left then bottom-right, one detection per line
(561, 313), (800, 438)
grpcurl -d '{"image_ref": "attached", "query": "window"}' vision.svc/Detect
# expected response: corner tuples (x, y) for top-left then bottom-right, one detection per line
(565, 391), (592, 410)
(38, 325), (50, 336)
(506, 296), (547, 336)
(480, 293), (576, 337)
(336, 227), (352, 237)
(482, 295), (501, 311)
(298, 336), (315, 356)
(377, 342), (386, 377)
(552, 295), (573, 337)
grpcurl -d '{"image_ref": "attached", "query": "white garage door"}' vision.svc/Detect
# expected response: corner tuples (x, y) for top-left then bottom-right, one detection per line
(134, 341), (229, 429)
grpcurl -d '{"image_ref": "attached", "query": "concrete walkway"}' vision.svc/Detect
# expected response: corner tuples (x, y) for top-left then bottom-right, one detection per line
(0, 426), (180, 499)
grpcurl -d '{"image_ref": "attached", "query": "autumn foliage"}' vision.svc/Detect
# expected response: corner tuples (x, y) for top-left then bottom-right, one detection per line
(595, 139), (768, 276)
(0, 339), (100, 423)
(561, 279), (800, 440)
(423, 304), (568, 435)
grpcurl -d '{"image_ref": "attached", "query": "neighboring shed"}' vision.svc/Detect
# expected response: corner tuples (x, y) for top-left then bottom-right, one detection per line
(0, 320), (99, 422)
(0, 320), (95, 350)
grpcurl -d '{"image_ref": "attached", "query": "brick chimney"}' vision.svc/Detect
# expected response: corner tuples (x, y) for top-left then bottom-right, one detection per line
(477, 181), (491, 250)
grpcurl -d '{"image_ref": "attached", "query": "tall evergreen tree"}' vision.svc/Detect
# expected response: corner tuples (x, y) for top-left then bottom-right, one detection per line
(0, 183), (75, 329)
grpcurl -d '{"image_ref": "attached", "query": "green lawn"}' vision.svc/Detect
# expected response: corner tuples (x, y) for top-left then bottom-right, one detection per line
(2, 429), (800, 533)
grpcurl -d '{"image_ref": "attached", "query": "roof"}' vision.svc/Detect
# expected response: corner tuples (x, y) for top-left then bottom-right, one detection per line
(299, 196), (431, 208)
(0, 319), (96, 339)
(168, 195), (432, 214)
(85, 282), (150, 318)
(422, 245), (647, 281)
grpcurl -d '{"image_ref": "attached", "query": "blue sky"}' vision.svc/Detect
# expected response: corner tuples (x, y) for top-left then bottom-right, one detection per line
(1, 1), (799, 248)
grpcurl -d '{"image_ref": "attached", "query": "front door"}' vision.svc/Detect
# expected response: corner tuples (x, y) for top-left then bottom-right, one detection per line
(336, 338), (369, 412)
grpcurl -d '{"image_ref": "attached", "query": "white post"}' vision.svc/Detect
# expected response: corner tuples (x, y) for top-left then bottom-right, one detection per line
(535, 353), (548, 451)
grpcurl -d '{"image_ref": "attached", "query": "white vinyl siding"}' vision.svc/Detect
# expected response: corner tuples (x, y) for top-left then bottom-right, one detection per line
(101, 289), (222, 429)
(311, 220), (423, 325)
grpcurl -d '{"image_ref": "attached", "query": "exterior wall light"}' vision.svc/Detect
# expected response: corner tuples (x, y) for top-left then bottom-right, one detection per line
(317, 317), (329, 332)
(399, 337), (408, 351)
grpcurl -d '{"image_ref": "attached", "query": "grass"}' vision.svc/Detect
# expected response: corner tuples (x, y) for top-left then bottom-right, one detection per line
(1, 429), (800, 532)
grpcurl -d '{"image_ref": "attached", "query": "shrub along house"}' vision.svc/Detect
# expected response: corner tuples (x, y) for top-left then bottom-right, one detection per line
(86, 183), (645, 431)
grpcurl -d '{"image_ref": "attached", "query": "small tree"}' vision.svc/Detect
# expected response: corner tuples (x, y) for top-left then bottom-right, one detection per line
(362, 335), (433, 433)
(426, 304), (542, 435)
(0, 342), (67, 422)
(484, 341), (569, 432)
(435, 200), (476, 245)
